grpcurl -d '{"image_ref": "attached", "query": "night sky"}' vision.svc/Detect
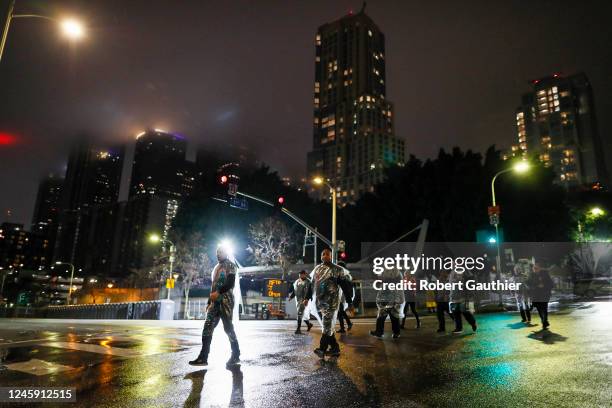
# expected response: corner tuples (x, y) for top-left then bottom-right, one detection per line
(1, 0), (611, 225)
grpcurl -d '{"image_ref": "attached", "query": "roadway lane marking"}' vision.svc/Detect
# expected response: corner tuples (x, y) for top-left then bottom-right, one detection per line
(43, 341), (157, 357)
(4, 358), (75, 376)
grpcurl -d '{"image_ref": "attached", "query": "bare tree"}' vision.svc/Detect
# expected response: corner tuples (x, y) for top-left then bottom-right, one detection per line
(126, 267), (162, 299)
(171, 233), (213, 319)
(248, 217), (300, 311)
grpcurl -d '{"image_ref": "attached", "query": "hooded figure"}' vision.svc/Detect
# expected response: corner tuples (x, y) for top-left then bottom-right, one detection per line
(370, 268), (405, 338)
(288, 270), (313, 334)
(189, 245), (241, 367)
(311, 248), (353, 358)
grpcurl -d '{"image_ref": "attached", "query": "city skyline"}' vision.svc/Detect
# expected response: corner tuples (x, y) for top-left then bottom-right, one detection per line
(1, 0), (612, 224)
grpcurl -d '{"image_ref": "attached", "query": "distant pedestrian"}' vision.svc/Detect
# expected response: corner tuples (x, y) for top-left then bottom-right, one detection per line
(449, 270), (477, 334)
(288, 270), (313, 334)
(401, 275), (420, 329)
(425, 289), (436, 313)
(336, 261), (354, 333)
(512, 261), (532, 324)
(434, 271), (453, 333)
(526, 263), (554, 330)
(370, 269), (405, 339)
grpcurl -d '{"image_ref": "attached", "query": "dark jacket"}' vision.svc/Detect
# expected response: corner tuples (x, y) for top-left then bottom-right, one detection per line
(526, 270), (554, 302)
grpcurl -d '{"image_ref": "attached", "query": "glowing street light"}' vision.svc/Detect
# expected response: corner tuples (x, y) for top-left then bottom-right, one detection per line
(589, 207), (605, 218)
(0, 0), (86, 63)
(148, 233), (176, 300)
(312, 177), (338, 262)
(60, 18), (85, 40)
(489, 160), (530, 302)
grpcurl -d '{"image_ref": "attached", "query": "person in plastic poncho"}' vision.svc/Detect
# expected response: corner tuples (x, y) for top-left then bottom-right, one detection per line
(189, 246), (240, 367)
(512, 259), (532, 324)
(312, 248), (354, 358)
(370, 268), (405, 339)
(288, 270), (314, 334)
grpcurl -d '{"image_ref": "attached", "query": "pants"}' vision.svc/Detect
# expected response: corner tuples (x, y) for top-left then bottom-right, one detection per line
(401, 302), (420, 327)
(532, 302), (549, 327)
(435, 301), (452, 330)
(297, 301), (310, 321)
(375, 306), (401, 335)
(319, 305), (338, 336)
(199, 301), (240, 360)
(453, 309), (476, 331)
(338, 307), (351, 330)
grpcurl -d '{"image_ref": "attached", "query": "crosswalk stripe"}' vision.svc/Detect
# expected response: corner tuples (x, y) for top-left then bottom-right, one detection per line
(4, 358), (75, 376)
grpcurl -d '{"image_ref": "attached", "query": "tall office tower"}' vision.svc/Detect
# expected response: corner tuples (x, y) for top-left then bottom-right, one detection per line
(515, 73), (609, 189)
(54, 140), (124, 266)
(130, 129), (189, 199)
(306, 6), (406, 204)
(31, 174), (63, 234)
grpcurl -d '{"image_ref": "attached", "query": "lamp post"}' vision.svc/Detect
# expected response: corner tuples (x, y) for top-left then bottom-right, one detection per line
(490, 160), (530, 299)
(55, 261), (75, 305)
(149, 234), (176, 300)
(313, 177), (338, 263)
(1, 0), (85, 63)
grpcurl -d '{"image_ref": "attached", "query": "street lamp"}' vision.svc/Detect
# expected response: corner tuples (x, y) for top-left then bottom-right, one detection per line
(55, 261), (75, 305)
(490, 160), (530, 301)
(0, 0), (85, 63)
(148, 233), (176, 300)
(313, 177), (338, 262)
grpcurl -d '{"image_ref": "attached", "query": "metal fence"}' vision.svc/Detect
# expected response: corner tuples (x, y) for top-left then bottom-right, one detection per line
(0, 300), (172, 319)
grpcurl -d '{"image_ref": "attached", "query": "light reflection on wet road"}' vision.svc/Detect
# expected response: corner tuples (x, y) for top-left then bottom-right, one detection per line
(0, 302), (611, 407)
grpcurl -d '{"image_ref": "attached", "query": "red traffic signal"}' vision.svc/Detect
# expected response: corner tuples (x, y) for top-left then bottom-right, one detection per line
(220, 175), (228, 184)
(339, 251), (347, 260)
(277, 196), (285, 205)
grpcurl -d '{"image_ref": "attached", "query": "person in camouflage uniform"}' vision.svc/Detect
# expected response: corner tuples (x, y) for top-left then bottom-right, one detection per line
(189, 246), (240, 367)
(288, 270), (314, 334)
(370, 268), (405, 339)
(312, 248), (354, 358)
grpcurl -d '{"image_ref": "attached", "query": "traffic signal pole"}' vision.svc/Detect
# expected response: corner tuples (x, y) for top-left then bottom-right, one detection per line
(236, 191), (333, 249)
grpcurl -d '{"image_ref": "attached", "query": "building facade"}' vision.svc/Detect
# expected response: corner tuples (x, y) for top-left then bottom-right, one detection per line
(515, 73), (608, 189)
(306, 7), (406, 204)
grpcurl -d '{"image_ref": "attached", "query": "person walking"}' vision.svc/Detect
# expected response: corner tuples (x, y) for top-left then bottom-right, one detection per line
(434, 271), (453, 333)
(512, 261), (532, 324)
(401, 275), (420, 329)
(449, 270), (477, 334)
(189, 245), (241, 367)
(336, 261), (353, 333)
(288, 270), (314, 334)
(311, 248), (354, 358)
(370, 269), (405, 339)
(527, 262), (554, 330)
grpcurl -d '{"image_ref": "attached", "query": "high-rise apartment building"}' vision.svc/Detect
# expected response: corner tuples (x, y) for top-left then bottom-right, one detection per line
(307, 6), (405, 204)
(515, 73), (608, 188)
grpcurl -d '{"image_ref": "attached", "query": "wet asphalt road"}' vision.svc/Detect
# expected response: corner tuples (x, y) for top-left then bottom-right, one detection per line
(0, 302), (611, 408)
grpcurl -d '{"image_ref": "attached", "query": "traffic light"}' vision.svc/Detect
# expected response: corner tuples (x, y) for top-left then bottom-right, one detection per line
(220, 175), (228, 184)
(339, 251), (347, 260)
(277, 196), (285, 206)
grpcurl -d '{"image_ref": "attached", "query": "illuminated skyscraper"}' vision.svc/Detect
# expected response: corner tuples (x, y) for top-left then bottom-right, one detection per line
(307, 6), (406, 203)
(515, 73), (608, 188)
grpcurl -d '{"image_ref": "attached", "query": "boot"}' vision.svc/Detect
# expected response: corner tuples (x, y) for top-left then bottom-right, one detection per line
(295, 318), (302, 334)
(416, 316), (421, 329)
(227, 340), (240, 366)
(525, 307), (531, 322)
(306, 320), (313, 331)
(314, 334), (329, 358)
(189, 335), (212, 366)
(520, 308), (527, 322)
(326, 335), (340, 356)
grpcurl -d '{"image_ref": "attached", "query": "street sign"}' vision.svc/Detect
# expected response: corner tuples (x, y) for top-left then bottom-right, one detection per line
(228, 182), (238, 197)
(337, 240), (346, 252)
(266, 279), (282, 297)
(489, 214), (499, 226)
(229, 196), (249, 210)
(488, 205), (500, 216)
(166, 278), (175, 289)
